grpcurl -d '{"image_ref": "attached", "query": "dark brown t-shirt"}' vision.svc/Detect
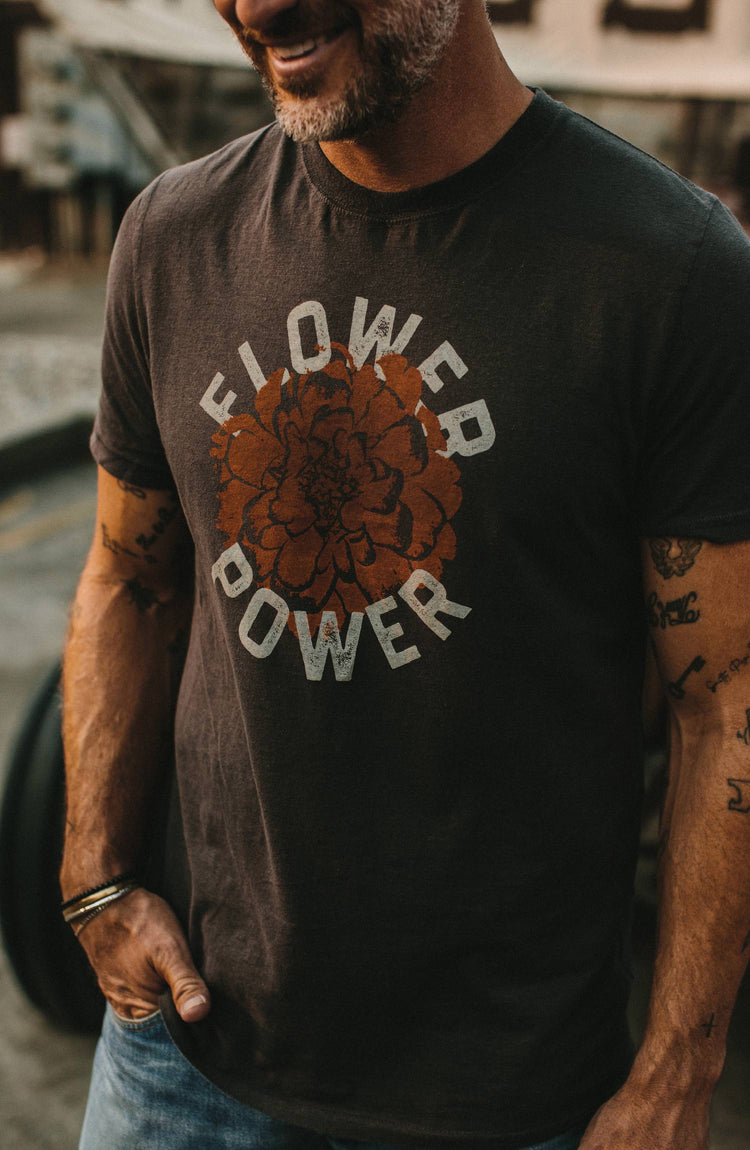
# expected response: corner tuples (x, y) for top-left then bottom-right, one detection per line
(92, 91), (750, 1148)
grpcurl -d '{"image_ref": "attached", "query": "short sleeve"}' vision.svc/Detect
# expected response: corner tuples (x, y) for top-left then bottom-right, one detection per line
(90, 184), (175, 489)
(638, 199), (750, 542)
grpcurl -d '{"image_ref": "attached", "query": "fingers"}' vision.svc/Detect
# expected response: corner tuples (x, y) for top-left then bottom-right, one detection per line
(152, 933), (212, 1022)
(76, 888), (211, 1023)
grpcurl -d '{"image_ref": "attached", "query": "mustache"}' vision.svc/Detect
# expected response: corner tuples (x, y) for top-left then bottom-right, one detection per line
(239, 1), (357, 47)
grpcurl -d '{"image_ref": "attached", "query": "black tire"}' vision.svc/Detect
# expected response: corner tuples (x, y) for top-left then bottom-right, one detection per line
(0, 662), (104, 1033)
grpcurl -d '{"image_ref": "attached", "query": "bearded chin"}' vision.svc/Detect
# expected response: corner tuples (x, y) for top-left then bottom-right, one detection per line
(258, 0), (460, 143)
(269, 72), (408, 144)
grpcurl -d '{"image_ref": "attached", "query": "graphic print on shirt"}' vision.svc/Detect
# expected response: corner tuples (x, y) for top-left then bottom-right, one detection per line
(202, 297), (496, 680)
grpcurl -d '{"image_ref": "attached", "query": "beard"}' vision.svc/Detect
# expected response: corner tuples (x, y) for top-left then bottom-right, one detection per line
(240, 0), (461, 142)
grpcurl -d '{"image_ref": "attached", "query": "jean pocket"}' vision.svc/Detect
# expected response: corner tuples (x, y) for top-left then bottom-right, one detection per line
(107, 1003), (163, 1032)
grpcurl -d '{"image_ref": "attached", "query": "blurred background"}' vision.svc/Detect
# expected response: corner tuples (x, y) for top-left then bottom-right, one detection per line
(1, 0), (749, 1146)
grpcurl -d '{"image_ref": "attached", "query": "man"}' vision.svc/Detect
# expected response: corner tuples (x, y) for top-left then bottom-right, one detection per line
(61, 1), (750, 1147)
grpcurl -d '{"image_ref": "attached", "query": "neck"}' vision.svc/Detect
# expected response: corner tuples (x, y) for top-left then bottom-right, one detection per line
(319, 5), (532, 193)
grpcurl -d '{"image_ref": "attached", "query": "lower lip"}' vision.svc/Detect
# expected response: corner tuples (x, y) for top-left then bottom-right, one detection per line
(267, 28), (351, 79)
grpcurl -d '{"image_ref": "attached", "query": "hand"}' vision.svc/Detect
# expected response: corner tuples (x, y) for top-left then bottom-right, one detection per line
(75, 886), (211, 1023)
(579, 1081), (710, 1150)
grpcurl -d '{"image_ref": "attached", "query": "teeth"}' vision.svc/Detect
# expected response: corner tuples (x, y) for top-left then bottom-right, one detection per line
(273, 34), (326, 60)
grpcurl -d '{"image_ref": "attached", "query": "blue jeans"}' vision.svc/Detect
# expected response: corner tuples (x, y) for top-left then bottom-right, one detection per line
(80, 1006), (585, 1150)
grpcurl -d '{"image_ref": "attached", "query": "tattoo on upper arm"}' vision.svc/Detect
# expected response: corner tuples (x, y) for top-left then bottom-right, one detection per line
(700, 1014), (717, 1038)
(102, 523), (140, 560)
(647, 590), (700, 628)
(667, 655), (706, 699)
(101, 522), (158, 566)
(135, 504), (180, 553)
(117, 479), (146, 500)
(648, 537), (703, 579)
(123, 576), (160, 613)
(727, 779), (750, 814)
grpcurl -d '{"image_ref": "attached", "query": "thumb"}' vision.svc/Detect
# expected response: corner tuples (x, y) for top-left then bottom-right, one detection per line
(158, 937), (211, 1023)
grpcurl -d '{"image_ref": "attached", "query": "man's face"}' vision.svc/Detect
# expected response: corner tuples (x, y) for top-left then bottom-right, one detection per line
(214, 0), (461, 142)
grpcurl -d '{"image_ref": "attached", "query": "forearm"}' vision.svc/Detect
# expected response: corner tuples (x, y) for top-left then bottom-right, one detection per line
(632, 718), (750, 1094)
(61, 562), (191, 896)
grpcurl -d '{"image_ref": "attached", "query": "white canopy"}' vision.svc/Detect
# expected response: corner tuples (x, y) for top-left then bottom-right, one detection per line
(502, 39), (750, 100)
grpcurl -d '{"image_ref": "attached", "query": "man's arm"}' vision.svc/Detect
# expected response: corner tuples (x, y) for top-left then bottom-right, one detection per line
(60, 465), (210, 1022)
(581, 536), (750, 1149)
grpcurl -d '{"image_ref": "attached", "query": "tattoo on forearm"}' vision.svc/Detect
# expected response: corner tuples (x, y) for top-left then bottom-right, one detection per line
(123, 576), (160, 613)
(648, 537), (703, 579)
(668, 655), (706, 699)
(117, 479), (146, 500)
(647, 590), (700, 629)
(700, 1014), (717, 1038)
(727, 779), (750, 814)
(737, 710), (750, 747)
(708, 644), (750, 692)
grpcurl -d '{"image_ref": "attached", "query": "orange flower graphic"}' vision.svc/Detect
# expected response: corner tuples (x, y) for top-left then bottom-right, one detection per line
(211, 345), (462, 624)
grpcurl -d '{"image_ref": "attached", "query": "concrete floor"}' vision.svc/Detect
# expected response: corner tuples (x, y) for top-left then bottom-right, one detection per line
(0, 263), (748, 1148)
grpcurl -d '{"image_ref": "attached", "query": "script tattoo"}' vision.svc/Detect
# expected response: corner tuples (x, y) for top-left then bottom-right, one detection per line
(727, 779), (750, 814)
(117, 479), (146, 500)
(668, 655), (706, 700)
(648, 537), (703, 579)
(102, 522), (156, 565)
(123, 576), (159, 614)
(101, 523), (139, 560)
(135, 502), (180, 553)
(708, 643), (750, 692)
(647, 590), (700, 629)
(700, 1014), (717, 1039)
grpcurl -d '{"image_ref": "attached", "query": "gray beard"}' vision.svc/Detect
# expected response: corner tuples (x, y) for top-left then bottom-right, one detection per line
(262, 0), (461, 143)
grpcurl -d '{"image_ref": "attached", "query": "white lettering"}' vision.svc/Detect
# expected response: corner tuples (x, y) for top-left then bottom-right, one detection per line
(417, 342), (468, 394)
(212, 543), (254, 598)
(238, 341), (291, 393)
(239, 588), (289, 658)
(200, 372), (237, 424)
(288, 301), (331, 374)
(295, 611), (364, 681)
(399, 570), (471, 640)
(237, 341), (267, 393)
(348, 296), (422, 371)
(366, 597), (420, 669)
(438, 399), (496, 459)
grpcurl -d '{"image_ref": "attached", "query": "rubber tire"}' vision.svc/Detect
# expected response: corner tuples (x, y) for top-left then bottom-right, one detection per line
(0, 662), (104, 1033)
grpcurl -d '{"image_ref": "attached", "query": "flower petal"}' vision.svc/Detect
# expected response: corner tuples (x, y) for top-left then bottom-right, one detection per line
(275, 527), (325, 592)
(378, 354), (423, 414)
(371, 417), (427, 475)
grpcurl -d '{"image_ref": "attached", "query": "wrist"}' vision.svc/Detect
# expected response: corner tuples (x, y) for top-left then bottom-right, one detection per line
(629, 1029), (725, 1102)
(60, 850), (140, 902)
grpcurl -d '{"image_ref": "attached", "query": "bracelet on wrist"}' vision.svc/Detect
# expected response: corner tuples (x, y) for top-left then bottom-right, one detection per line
(61, 873), (137, 911)
(62, 876), (140, 928)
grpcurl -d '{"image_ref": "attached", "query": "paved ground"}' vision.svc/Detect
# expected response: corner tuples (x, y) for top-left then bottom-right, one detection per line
(0, 260), (748, 1148)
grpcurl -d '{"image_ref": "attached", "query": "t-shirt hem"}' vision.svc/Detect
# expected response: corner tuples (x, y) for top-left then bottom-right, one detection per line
(160, 998), (625, 1149)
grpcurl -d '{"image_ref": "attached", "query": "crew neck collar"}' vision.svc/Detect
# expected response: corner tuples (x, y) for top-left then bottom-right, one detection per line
(300, 89), (562, 221)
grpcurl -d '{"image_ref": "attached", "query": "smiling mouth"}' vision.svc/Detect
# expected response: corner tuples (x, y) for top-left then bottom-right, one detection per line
(265, 26), (347, 63)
